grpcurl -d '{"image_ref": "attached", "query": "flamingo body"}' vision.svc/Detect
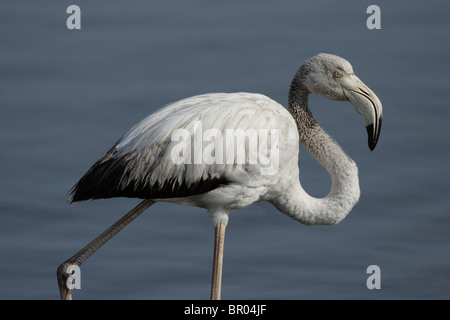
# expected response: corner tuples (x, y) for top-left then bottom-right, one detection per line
(70, 93), (298, 221)
(59, 53), (383, 300)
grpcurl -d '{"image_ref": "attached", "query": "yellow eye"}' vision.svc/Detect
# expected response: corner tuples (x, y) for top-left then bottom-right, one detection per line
(334, 70), (343, 78)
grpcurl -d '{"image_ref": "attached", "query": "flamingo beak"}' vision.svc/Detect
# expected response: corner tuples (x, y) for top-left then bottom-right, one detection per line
(341, 74), (383, 150)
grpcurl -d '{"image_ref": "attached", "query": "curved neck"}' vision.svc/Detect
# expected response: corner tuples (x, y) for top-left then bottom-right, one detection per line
(272, 79), (360, 225)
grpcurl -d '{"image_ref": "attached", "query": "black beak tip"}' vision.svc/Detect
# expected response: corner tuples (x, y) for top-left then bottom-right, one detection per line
(369, 116), (382, 151)
(366, 124), (378, 151)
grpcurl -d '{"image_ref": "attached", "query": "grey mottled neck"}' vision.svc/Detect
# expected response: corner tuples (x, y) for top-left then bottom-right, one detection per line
(288, 74), (327, 166)
(288, 67), (313, 121)
(286, 72), (360, 221)
(270, 64), (361, 226)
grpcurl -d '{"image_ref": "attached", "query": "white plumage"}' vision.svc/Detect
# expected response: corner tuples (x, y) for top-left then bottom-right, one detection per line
(70, 93), (300, 222)
(125, 95), (291, 196)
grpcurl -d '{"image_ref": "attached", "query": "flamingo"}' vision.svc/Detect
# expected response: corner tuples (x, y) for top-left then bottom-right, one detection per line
(57, 53), (382, 300)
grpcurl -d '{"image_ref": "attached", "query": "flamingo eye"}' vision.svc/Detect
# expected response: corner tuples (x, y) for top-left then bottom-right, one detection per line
(333, 70), (343, 78)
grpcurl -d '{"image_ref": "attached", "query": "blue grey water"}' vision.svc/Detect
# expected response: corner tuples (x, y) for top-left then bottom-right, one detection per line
(0, 1), (448, 299)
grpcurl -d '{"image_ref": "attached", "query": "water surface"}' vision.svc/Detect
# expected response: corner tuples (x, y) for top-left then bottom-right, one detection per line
(0, 1), (448, 299)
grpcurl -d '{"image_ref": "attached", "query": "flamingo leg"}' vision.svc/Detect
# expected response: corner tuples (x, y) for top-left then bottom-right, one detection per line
(57, 199), (154, 300)
(210, 223), (226, 300)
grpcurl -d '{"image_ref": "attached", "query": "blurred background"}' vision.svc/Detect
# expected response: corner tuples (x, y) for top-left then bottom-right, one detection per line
(0, 0), (448, 299)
